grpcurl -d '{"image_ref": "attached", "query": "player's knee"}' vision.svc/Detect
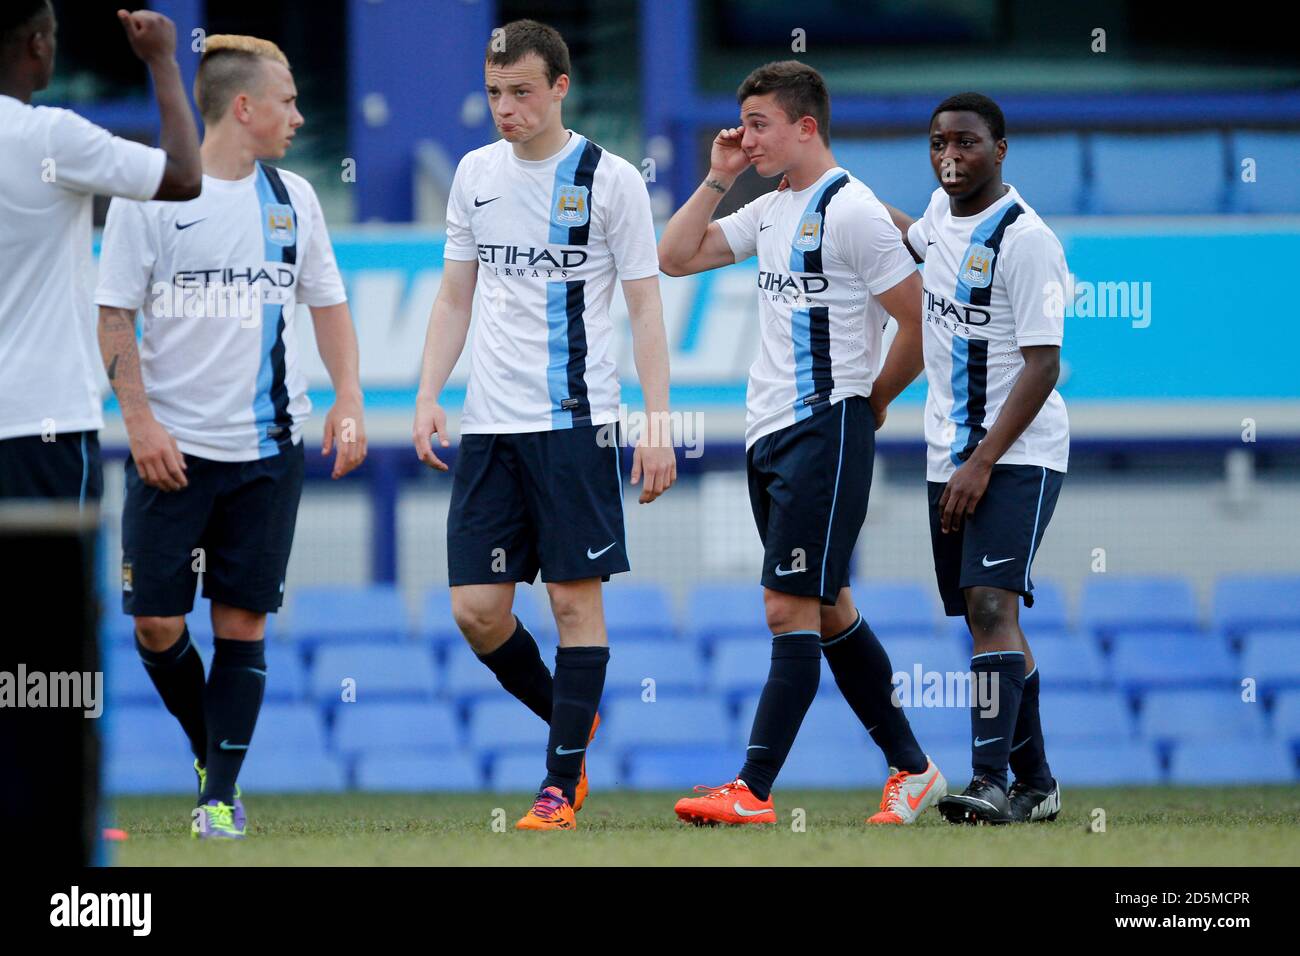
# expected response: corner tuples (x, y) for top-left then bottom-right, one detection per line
(450, 593), (511, 647)
(210, 604), (267, 641)
(965, 588), (1018, 645)
(546, 585), (596, 634)
(133, 616), (186, 651)
(763, 590), (808, 635)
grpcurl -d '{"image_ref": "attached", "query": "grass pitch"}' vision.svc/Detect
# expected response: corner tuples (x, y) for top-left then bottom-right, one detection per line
(110, 785), (1300, 866)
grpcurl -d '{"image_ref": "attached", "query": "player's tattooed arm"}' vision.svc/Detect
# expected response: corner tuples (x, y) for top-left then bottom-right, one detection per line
(98, 305), (188, 491)
(658, 127), (751, 276)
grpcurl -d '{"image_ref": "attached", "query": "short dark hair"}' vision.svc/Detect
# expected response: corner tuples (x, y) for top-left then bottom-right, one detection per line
(0, 0), (51, 51)
(485, 19), (570, 86)
(930, 92), (1005, 141)
(737, 60), (831, 145)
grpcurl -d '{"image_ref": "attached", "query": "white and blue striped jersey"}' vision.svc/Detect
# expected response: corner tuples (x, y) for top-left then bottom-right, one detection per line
(95, 164), (346, 461)
(443, 132), (659, 434)
(907, 184), (1070, 482)
(716, 166), (918, 448)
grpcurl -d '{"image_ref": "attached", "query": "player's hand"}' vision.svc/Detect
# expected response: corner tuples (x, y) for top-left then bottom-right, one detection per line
(127, 414), (188, 492)
(630, 440), (677, 504)
(117, 9), (177, 65)
(709, 127), (751, 183)
(776, 174), (791, 192)
(322, 393), (367, 479)
(412, 394), (451, 471)
(938, 457), (992, 533)
(868, 396), (888, 431)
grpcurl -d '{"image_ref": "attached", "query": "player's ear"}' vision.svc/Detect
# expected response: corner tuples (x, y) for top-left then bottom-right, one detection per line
(995, 138), (1007, 164)
(552, 73), (569, 100)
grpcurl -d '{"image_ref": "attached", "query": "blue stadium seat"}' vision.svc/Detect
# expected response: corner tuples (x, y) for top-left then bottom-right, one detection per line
(681, 582), (768, 646)
(1003, 134), (1085, 216)
(252, 703), (330, 754)
(355, 753), (482, 791)
(331, 701), (460, 756)
(779, 742), (886, 788)
(285, 584), (411, 646)
(1039, 689), (1133, 742)
(263, 644), (307, 702)
(602, 583), (677, 641)
(444, 646), (514, 700)
(102, 611), (137, 647)
(1213, 575), (1300, 639)
(1241, 631), (1300, 693)
(1079, 576), (1200, 640)
(835, 139), (937, 218)
(1110, 635), (1237, 692)
(1088, 132), (1226, 214)
(1021, 578), (1071, 634)
(795, 693), (879, 748)
(106, 647), (167, 705)
(895, 703), (968, 745)
(1169, 740), (1297, 785)
(601, 696), (730, 750)
(1031, 641), (1108, 688)
(626, 746), (738, 789)
(880, 637), (969, 676)
(604, 639), (704, 696)
(105, 753), (193, 795)
(308, 645), (438, 702)
(466, 698), (549, 753)
(237, 751), (347, 792)
(1047, 742), (1162, 786)
(711, 638), (778, 697)
(490, 750), (627, 792)
(1229, 131), (1300, 214)
(1138, 689), (1268, 743)
(851, 579), (941, 638)
(1272, 690), (1300, 743)
(104, 703), (192, 762)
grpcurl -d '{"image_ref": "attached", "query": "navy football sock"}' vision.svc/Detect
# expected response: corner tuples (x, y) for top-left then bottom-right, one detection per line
(821, 613), (927, 774)
(738, 631), (822, 801)
(476, 617), (553, 723)
(969, 651), (1025, 792)
(136, 626), (206, 764)
(541, 646), (608, 804)
(202, 637), (266, 805)
(1009, 667), (1053, 790)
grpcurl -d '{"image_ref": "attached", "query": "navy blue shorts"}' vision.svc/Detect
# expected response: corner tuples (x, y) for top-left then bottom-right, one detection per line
(927, 463), (1064, 617)
(447, 425), (628, 586)
(747, 397), (874, 605)
(0, 431), (102, 504)
(121, 441), (304, 616)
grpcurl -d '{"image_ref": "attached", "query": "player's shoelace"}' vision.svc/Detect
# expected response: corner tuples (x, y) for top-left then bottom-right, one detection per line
(692, 780), (745, 799)
(879, 771), (908, 813)
(529, 789), (567, 820)
(204, 803), (235, 830)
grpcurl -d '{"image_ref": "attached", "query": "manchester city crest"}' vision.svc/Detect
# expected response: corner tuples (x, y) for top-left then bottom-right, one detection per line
(793, 212), (822, 251)
(552, 184), (590, 227)
(961, 243), (994, 288)
(263, 203), (296, 246)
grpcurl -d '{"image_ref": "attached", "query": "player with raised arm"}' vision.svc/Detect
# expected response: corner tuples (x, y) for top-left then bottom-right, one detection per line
(658, 61), (946, 826)
(0, 3), (201, 502)
(95, 35), (366, 839)
(412, 20), (675, 831)
(886, 93), (1069, 825)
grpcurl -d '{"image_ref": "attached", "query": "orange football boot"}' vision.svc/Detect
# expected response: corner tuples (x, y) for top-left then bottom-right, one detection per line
(516, 786), (576, 831)
(574, 711), (601, 812)
(674, 778), (776, 826)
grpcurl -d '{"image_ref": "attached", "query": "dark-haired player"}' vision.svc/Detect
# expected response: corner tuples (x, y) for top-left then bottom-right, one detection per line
(412, 19), (675, 831)
(0, 3), (200, 502)
(887, 92), (1069, 824)
(659, 60), (947, 826)
(96, 35), (366, 839)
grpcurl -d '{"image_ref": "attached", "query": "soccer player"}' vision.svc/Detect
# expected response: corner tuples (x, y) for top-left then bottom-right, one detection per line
(888, 93), (1068, 824)
(658, 61), (947, 826)
(0, 3), (200, 502)
(412, 20), (675, 831)
(95, 35), (366, 839)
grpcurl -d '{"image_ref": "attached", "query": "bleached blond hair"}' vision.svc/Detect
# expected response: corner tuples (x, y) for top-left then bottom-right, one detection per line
(194, 35), (291, 123)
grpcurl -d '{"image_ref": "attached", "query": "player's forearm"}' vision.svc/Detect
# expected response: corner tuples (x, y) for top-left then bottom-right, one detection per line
(416, 297), (471, 402)
(310, 302), (363, 400)
(657, 173), (731, 274)
(627, 294), (672, 437)
(967, 348), (1060, 468)
(97, 306), (153, 425)
(148, 57), (201, 200)
(871, 312), (924, 409)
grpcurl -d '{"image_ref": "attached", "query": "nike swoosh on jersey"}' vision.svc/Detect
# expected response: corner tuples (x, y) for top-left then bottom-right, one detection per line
(773, 565), (805, 576)
(973, 736), (1003, 748)
(474, 196), (500, 207)
(759, 223), (773, 231)
(554, 745), (586, 756)
(732, 802), (775, 817)
(175, 219), (205, 230)
(981, 555), (1015, 567)
(587, 542), (616, 559)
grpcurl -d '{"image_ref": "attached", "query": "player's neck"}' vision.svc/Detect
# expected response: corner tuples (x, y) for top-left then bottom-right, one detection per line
(200, 130), (259, 181)
(512, 123), (571, 163)
(0, 72), (36, 104)
(783, 149), (837, 192)
(950, 179), (1010, 218)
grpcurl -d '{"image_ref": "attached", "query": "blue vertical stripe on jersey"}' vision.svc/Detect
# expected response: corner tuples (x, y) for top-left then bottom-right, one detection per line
(948, 336), (989, 466)
(546, 135), (603, 246)
(544, 280), (591, 428)
(954, 196), (1021, 304)
(968, 203), (1024, 308)
(567, 140), (602, 246)
(252, 163), (297, 458)
(563, 279), (591, 424)
(788, 172), (850, 274)
(790, 307), (815, 421)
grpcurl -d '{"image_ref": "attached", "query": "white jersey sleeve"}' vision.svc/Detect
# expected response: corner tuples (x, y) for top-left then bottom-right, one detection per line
(94, 197), (157, 311)
(47, 108), (165, 201)
(296, 183), (347, 307)
(715, 193), (769, 263)
(832, 199), (917, 295)
(1001, 225), (1068, 347)
(602, 160), (659, 281)
(444, 155), (477, 261)
(907, 216), (929, 261)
